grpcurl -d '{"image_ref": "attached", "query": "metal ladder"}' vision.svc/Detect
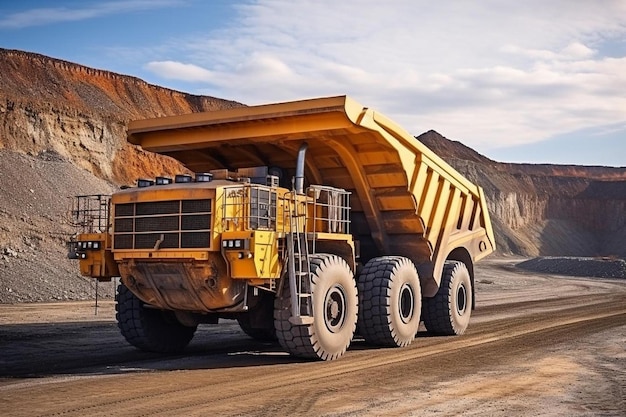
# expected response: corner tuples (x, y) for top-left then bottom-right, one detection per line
(286, 198), (314, 325)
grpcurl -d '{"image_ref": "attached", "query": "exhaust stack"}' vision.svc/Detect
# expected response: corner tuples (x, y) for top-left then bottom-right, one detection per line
(295, 143), (308, 194)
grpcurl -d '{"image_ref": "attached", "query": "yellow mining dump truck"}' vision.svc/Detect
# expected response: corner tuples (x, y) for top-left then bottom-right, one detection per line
(68, 96), (495, 360)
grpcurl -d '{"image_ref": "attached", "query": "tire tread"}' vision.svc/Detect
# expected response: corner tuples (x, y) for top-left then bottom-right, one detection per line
(357, 256), (421, 347)
(116, 284), (197, 353)
(423, 261), (471, 336)
(274, 254), (357, 360)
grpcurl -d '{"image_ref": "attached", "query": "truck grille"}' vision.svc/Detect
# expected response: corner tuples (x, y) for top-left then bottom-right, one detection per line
(113, 199), (212, 250)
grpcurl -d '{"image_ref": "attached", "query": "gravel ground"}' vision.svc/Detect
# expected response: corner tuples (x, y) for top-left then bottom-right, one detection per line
(2, 259), (626, 416)
(0, 149), (116, 303)
(517, 256), (626, 279)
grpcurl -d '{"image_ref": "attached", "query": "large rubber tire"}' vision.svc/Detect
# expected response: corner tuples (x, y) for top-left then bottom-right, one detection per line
(274, 254), (358, 360)
(237, 316), (277, 341)
(237, 287), (277, 341)
(116, 284), (197, 353)
(423, 261), (472, 335)
(357, 256), (422, 347)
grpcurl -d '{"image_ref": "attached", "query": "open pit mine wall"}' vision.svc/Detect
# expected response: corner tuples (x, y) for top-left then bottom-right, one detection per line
(0, 49), (241, 183)
(427, 152), (626, 258)
(0, 48), (624, 258)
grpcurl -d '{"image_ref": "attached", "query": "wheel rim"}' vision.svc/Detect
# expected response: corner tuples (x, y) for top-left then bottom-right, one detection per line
(324, 285), (347, 333)
(456, 283), (467, 315)
(398, 283), (415, 324)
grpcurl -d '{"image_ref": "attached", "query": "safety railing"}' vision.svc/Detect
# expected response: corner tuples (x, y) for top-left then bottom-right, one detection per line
(68, 194), (111, 233)
(306, 185), (351, 234)
(221, 184), (278, 231)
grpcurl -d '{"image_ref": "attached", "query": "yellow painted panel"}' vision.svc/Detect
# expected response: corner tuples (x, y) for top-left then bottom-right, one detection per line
(112, 185), (215, 204)
(417, 170), (440, 225)
(376, 194), (416, 211)
(410, 158), (428, 191)
(113, 251), (209, 261)
(253, 230), (280, 279)
(77, 233), (118, 278)
(382, 218), (426, 234)
(426, 183), (452, 241)
(366, 173), (407, 188)
(357, 152), (398, 166)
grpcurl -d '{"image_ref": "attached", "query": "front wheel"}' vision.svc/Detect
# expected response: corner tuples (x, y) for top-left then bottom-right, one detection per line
(274, 254), (358, 360)
(116, 284), (197, 353)
(423, 261), (472, 335)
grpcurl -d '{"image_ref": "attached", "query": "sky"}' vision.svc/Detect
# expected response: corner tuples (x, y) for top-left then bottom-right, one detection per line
(0, 0), (625, 167)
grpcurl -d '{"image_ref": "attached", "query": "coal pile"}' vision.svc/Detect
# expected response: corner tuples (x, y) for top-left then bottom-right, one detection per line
(517, 257), (626, 279)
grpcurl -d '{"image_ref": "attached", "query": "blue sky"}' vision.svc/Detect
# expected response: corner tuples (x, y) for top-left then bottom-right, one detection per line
(1, 0), (625, 167)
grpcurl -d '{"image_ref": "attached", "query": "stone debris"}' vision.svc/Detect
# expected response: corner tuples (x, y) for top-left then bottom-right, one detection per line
(517, 257), (626, 279)
(0, 150), (116, 304)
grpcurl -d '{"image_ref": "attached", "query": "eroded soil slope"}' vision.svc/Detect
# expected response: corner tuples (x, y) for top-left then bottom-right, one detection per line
(0, 150), (116, 302)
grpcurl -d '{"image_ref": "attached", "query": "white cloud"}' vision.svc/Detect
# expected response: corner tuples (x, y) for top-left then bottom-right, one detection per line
(561, 42), (596, 60)
(235, 53), (295, 78)
(0, 0), (184, 29)
(145, 61), (215, 83)
(502, 42), (597, 61)
(140, 0), (626, 154)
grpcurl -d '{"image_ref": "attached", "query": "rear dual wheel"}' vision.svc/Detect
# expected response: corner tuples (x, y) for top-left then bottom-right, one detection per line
(357, 256), (422, 347)
(116, 284), (197, 353)
(423, 261), (472, 335)
(237, 289), (276, 341)
(237, 315), (276, 341)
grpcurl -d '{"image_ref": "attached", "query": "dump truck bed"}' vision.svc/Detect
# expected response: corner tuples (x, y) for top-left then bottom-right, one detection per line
(128, 95), (495, 296)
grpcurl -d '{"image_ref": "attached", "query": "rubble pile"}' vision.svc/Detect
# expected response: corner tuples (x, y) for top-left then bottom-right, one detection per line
(517, 257), (626, 279)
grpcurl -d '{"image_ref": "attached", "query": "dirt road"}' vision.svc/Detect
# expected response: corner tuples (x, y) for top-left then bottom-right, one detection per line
(1, 258), (625, 416)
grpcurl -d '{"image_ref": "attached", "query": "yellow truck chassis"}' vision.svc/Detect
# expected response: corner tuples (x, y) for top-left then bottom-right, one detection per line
(69, 96), (495, 360)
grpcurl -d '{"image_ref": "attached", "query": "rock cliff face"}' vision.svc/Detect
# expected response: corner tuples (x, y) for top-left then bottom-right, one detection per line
(419, 131), (626, 258)
(0, 49), (241, 302)
(0, 49), (624, 302)
(0, 49), (242, 183)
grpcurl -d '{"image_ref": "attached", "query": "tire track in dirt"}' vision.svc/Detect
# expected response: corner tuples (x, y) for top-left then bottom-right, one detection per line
(3, 292), (625, 417)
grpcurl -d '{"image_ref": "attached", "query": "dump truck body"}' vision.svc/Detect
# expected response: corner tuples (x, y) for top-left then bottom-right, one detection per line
(127, 96), (495, 295)
(70, 95), (494, 360)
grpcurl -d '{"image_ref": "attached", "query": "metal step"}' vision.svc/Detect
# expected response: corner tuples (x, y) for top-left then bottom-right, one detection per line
(285, 199), (314, 325)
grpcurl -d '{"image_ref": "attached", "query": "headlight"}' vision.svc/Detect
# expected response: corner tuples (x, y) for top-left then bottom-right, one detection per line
(222, 239), (249, 250)
(156, 176), (172, 185)
(77, 241), (102, 251)
(195, 173), (213, 182)
(137, 179), (154, 188)
(175, 174), (193, 183)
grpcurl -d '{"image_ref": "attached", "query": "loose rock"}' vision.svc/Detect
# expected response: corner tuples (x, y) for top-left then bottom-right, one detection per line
(517, 257), (626, 279)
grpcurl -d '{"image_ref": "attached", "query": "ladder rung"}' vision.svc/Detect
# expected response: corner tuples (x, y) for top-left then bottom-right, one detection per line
(289, 316), (314, 325)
